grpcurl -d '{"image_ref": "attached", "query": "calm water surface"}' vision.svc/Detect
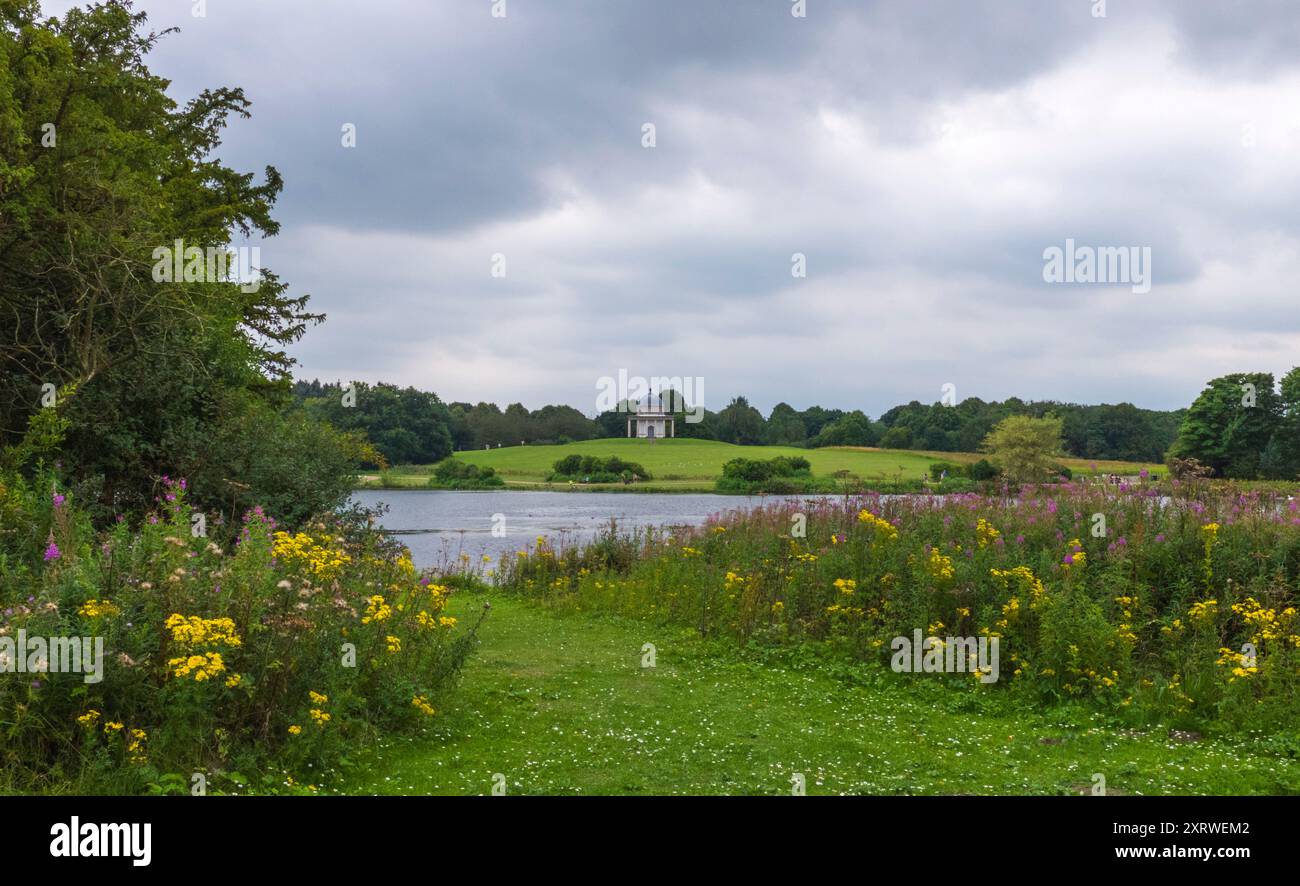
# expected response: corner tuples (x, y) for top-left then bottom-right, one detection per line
(350, 490), (839, 569)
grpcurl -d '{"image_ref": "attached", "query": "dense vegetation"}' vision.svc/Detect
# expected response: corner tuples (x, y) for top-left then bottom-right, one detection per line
(0, 0), (369, 527)
(1168, 369), (1300, 480)
(498, 481), (1300, 739)
(295, 381), (453, 468)
(548, 455), (651, 484)
(0, 1), (478, 794)
(426, 459), (504, 489)
(0, 473), (481, 793)
(595, 394), (1183, 462)
(296, 378), (1187, 467)
(716, 455), (820, 493)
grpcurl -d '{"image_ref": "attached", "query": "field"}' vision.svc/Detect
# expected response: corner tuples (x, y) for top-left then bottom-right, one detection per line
(358, 438), (1163, 491)
(342, 591), (1300, 795)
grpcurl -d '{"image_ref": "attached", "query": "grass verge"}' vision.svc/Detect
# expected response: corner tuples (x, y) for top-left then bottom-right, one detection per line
(341, 592), (1300, 795)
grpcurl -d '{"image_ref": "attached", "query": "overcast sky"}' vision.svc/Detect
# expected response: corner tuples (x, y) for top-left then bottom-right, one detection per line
(42, 1), (1300, 416)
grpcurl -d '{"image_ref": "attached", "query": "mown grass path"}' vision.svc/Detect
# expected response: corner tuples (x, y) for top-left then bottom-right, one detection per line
(343, 593), (1299, 795)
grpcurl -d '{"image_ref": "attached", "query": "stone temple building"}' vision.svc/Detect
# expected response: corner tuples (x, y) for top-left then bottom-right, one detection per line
(626, 394), (674, 439)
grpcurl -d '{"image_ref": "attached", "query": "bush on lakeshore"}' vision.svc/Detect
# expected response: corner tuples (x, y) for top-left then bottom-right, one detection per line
(713, 456), (821, 493)
(548, 455), (652, 483)
(427, 460), (505, 489)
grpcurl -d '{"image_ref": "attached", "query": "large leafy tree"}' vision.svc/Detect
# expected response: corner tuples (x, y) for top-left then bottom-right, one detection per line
(300, 382), (454, 465)
(765, 402), (808, 446)
(813, 410), (877, 447)
(530, 404), (595, 443)
(1260, 366), (1300, 480)
(1168, 373), (1281, 478)
(796, 405), (844, 441)
(715, 396), (765, 445)
(0, 1), (353, 521)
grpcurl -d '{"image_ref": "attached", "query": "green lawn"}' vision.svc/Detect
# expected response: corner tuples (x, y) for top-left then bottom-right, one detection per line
(457, 439), (939, 485)
(340, 593), (1299, 795)
(360, 439), (1162, 490)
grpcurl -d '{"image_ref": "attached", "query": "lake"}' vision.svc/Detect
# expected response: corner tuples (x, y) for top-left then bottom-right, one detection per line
(351, 489), (836, 569)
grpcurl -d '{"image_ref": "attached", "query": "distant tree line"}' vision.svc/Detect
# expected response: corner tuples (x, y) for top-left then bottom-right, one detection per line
(598, 393), (1182, 463)
(295, 380), (1188, 466)
(293, 381), (597, 464)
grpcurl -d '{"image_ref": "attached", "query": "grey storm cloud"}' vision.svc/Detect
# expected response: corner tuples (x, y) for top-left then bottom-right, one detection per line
(37, 0), (1300, 416)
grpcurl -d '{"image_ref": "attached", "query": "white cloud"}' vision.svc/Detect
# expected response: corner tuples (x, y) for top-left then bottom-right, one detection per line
(44, 0), (1300, 414)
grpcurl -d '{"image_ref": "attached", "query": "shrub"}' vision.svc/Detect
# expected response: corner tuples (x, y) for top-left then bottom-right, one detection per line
(981, 415), (1064, 484)
(553, 454), (584, 476)
(928, 461), (964, 482)
(715, 456), (816, 492)
(0, 472), (484, 793)
(549, 456), (651, 482)
(429, 459), (504, 489)
(721, 456), (811, 483)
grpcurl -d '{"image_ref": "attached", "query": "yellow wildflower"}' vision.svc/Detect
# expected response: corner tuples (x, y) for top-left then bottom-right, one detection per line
(78, 599), (121, 618)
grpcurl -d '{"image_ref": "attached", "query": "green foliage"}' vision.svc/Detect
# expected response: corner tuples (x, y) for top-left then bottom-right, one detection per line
(1169, 372), (1282, 478)
(298, 381), (453, 467)
(879, 426), (913, 449)
(549, 454), (651, 483)
(764, 402), (808, 446)
(813, 410), (879, 447)
(0, 471), (484, 793)
(715, 455), (821, 492)
(981, 415), (1065, 485)
(878, 397), (1182, 462)
(721, 455), (811, 483)
(443, 399), (598, 449)
(714, 396), (766, 445)
(0, 2), (348, 526)
(428, 459), (504, 489)
(928, 461), (963, 482)
(192, 397), (364, 526)
(333, 388), (1186, 464)
(495, 485), (1300, 736)
(0, 3), (486, 796)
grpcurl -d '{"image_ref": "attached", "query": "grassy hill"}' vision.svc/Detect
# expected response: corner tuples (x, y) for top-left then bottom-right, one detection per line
(359, 438), (1162, 491)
